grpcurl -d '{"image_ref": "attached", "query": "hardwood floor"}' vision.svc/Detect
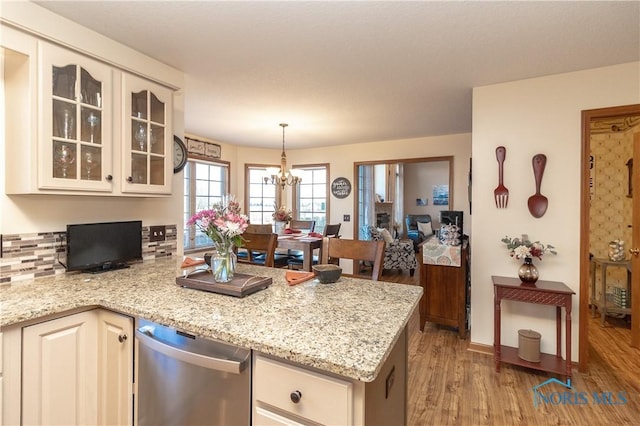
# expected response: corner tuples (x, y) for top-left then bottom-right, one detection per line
(378, 270), (640, 426)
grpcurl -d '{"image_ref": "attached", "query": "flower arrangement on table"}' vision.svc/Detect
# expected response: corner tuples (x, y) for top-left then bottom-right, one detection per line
(272, 206), (293, 222)
(501, 234), (557, 261)
(186, 195), (249, 282)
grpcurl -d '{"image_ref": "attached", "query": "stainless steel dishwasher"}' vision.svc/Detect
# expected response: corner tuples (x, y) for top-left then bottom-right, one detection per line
(135, 318), (251, 425)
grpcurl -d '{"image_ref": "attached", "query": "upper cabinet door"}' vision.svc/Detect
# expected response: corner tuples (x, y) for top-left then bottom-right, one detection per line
(121, 73), (173, 194)
(39, 41), (114, 191)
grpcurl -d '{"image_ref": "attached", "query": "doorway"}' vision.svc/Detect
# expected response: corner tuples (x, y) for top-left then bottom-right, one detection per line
(353, 156), (454, 241)
(579, 104), (640, 372)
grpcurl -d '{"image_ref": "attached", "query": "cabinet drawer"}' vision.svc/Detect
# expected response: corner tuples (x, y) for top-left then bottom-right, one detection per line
(254, 355), (352, 425)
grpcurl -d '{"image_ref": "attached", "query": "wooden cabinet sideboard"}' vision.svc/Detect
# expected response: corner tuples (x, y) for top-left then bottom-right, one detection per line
(418, 241), (469, 339)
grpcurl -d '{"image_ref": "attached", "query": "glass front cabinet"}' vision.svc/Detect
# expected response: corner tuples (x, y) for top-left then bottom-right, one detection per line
(40, 42), (113, 192)
(36, 41), (173, 195)
(122, 73), (172, 194)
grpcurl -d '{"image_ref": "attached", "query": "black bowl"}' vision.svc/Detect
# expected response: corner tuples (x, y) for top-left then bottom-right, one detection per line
(312, 264), (342, 283)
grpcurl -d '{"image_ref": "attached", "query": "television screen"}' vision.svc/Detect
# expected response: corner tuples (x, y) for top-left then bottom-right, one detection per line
(66, 220), (142, 273)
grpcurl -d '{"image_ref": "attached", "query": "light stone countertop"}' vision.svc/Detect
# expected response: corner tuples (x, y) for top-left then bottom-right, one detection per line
(0, 258), (422, 382)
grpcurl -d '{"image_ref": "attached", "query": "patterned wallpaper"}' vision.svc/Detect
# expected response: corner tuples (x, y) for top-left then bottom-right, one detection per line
(0, 225), (177, 285)
(589, 125), (636, 298)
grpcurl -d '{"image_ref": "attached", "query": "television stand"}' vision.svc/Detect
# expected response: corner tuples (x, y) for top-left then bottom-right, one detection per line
(85, 262), (131, 274)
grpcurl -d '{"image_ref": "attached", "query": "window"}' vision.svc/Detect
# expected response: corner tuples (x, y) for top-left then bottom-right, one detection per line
(294, 164), (329, 232)
(245, 165), (277, 224)
(184, 159), (229, 250)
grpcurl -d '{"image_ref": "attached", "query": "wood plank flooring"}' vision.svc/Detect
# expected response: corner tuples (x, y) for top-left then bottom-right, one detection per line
(378, 270), (640, 426)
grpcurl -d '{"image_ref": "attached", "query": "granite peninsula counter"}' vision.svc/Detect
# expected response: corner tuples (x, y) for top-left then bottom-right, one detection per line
(0, 258), (422, 382)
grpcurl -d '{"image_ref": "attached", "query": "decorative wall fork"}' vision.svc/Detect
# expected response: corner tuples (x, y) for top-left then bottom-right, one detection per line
(494, 146), (509, 208)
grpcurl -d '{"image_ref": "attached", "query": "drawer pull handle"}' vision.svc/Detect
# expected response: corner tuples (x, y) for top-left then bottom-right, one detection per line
(290, 390), (302, 404)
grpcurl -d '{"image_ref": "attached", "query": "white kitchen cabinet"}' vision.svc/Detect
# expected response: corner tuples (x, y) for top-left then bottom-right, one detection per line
(253, 327), (407, 426)
(97, 310), (134, 426)
(38, 41), (114, 192)
(2, 24), (175, 197)
(253, 355), (353, 425)
(3, 309), (134, 426)
(121, 73), (173, 194)
(22, 310), (99, 425)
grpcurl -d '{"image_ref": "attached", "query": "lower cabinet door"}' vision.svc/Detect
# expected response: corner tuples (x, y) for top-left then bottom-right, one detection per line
(22, 311), (99, 425)
(98, 310), (134, 426)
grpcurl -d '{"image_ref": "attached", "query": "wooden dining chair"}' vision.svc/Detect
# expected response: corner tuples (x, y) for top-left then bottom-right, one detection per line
(237, 232), (278, 267)
(289, 220), (316, 233)
(322, 223), (341, 238)
(320, 237), (384, 281)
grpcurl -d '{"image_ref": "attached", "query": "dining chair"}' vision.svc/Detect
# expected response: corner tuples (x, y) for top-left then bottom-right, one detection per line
(237, 232), (278, 267)
(320, 237), (384, 281)
(287, 223), (342, 270)
(288, 220), (316, 233)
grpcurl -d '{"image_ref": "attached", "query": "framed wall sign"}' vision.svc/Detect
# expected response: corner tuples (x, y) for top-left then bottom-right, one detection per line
(331, 177), (352, 199)
(186, 136), (221, 160)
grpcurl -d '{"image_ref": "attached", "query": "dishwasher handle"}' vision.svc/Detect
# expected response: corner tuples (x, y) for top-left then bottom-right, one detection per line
(136, 327), (249, 374)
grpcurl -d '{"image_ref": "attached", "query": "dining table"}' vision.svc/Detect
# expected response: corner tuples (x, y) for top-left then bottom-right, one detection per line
(276, 234), (324, 271)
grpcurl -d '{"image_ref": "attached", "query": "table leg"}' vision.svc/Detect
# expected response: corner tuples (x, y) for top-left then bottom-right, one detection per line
(600, 264), (607, 326)
(566, 299), (572, 379)
(494, 291), (501, 372)
(556, 307), (562, 357)
(302, 246), (312, 271)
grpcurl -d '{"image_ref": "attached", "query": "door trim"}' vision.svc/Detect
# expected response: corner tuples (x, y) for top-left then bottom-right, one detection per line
(579, 104), (640, 372)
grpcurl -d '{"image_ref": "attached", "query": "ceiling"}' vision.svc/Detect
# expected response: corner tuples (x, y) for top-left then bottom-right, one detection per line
(34, 1), (640, 149)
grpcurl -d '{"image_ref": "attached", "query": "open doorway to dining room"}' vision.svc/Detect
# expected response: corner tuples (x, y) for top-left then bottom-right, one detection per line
(579, 104), (640, 374)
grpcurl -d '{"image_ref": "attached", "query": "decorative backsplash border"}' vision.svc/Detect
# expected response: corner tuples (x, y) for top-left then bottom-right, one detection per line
(0, 225), (178, 285)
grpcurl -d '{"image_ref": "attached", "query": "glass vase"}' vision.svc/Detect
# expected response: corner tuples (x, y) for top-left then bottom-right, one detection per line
(212, 246), (237, 283)
(518, 257), (539, 283)
(274, 221), (287, 235)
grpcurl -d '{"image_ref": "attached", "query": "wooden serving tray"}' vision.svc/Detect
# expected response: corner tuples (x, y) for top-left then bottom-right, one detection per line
(176, 271), (272, 298)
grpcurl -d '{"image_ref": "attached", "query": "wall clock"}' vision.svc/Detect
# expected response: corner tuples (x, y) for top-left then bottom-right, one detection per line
(173, 135), (188, 173)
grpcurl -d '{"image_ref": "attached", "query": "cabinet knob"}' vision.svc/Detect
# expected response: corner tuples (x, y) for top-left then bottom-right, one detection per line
(105, 174), (113, 182)
(630, 248), (640, 257)
(127, 176), (133, 183)
(118, 333), (128, 343)
(290, 390), (302, 404)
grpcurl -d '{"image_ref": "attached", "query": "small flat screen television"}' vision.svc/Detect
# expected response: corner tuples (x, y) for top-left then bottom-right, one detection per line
(66, 220), (142, 273)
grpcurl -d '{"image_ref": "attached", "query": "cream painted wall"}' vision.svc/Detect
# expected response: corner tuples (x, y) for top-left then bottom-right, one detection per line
(471, 62), (640, 361)
(234, 133), (472, 241)
(404, 161), (450, 232)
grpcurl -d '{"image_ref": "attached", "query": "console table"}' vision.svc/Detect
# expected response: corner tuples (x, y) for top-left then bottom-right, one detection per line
(419, 241), (469, 339)
(493, 276), (574, 379)
(590, 257), (632, 326)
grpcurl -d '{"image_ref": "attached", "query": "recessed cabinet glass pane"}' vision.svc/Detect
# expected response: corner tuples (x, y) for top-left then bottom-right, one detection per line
(150, 93), (165, 124)
(131, 153), (147, 184)
(81, 108), (101, 144)
(150, 156), (164, 185)
(81, 145), (102, 181)
(52, 64), (76, 100)
(131, 91), (148, 119)
(53, 141), (77, 179)
(53, 100), (77, 140)
(132, 120), (147, 152)
(150, 124), (164, 155)
(80, 68), (102, 107)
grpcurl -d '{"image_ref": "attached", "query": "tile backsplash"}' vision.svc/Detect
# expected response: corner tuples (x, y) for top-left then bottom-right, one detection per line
(0, 225), (177, 285)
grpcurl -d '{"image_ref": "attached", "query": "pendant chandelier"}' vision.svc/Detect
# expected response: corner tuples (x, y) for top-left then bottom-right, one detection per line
(264, 123), (302, 189)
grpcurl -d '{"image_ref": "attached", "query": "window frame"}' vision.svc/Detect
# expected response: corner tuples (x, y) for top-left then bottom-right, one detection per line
(184, 158), (231, 253)
(244, 163), (280, 225)
(292, 163), (330, 233)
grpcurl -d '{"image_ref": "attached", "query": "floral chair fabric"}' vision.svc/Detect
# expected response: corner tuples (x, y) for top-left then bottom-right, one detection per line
(368, 227), (418, 276)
